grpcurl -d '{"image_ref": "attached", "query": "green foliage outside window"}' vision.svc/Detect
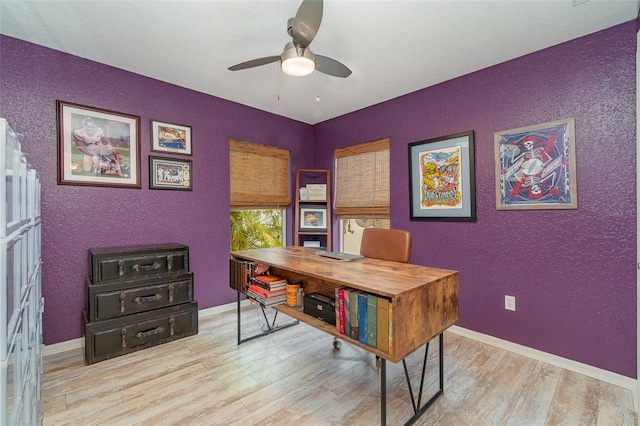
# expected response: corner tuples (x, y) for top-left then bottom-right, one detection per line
(230, 209), (283, 251)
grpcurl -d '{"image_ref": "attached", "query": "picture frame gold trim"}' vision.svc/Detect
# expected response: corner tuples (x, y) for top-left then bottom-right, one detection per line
(494, 118), (577, 210)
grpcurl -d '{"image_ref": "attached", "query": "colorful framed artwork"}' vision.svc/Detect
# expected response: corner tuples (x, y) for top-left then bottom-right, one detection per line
(494, 118), (577, 210)
(57, 100), (140, 188)
(299, 204), (328, 232)
(149, 156), (192, 191)
(150, 120), (192, 155)
(408, 131), (476, 221)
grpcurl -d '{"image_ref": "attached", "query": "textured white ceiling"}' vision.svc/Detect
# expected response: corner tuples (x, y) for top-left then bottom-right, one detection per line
(1, 0), (638, 124)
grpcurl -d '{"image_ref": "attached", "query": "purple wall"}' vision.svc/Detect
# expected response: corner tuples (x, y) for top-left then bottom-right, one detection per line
(313, 21), (637, 378)
(0, 35), (314, 345)
(0, 19), (636, 379)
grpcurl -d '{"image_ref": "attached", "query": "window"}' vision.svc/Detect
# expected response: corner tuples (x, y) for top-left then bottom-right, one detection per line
(229, 139), (290, 209)
(230, 139), (290, 250)
(334, 138), (390, 252)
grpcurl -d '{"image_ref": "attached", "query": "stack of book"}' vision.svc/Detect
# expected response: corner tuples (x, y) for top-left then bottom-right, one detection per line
(335, 287), (393, 356)
(246, 274), (287, 307)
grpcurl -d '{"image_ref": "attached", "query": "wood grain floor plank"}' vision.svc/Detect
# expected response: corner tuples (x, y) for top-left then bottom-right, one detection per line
(42, 308), (637, 426)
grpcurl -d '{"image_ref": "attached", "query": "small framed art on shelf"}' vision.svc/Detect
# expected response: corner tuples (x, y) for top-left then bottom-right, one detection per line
(299, 204), (328, 232)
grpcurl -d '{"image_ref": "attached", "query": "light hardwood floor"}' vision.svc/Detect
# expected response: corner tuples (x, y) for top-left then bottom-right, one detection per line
(43, 305), (637, 425)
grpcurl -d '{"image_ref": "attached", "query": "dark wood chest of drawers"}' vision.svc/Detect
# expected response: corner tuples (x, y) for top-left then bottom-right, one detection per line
(83, 244), (198, 364)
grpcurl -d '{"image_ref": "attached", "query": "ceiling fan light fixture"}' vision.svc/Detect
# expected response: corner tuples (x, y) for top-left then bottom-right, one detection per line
(282, 56), (315, 76)
(281, 42), (316, 76)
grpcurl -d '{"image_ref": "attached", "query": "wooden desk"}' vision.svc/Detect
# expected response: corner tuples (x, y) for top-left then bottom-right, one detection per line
(230, 246), (459, 424)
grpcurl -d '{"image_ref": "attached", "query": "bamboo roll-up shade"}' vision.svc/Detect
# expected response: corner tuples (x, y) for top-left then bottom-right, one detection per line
(230, 139), (290, 209)
(334, 138), (390, 217)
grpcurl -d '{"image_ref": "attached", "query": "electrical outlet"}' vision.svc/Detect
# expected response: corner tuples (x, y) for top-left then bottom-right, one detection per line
(505, 295), (516, 311)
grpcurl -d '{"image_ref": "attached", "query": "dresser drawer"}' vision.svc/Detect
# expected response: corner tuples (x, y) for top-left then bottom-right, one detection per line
(83, 301), (198, 365)
(90, 244), (189, 285)
(87, 273), (194, 322)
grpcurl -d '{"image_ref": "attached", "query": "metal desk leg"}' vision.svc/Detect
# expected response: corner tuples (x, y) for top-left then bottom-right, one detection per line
(398, 332), (445, 426)
(381, 358), (387, 426)
(236, 292), (299, 345)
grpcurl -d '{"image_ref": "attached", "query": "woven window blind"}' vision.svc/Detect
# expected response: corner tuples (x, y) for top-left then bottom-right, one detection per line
(230, 139), (290, 209)
(334, 138), (390, 217)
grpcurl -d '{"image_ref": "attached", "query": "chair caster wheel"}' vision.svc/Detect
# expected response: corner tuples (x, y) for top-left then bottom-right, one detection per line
(333, 340), (341, 349)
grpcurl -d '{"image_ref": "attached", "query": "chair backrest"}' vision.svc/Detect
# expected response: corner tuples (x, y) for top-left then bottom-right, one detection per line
(359, 228), (412, 263)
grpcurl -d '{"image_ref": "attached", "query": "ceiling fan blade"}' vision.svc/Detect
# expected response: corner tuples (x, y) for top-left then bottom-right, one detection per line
(228, 56), (280, 71)
(290, 0), (323, 48)
(315, 55), (352, 78)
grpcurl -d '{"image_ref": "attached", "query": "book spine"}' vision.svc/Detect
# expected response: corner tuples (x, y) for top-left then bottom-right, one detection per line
(338, 288), (345, 335)
(377, 297), (389, 354)
(350, 291), (359, 340)
(344, 289), (351, 338)
(366, 293), (377, 349)
(335, 287), (341, 333)
(358, 293), (368, 345)
(388, 301), (393, 357)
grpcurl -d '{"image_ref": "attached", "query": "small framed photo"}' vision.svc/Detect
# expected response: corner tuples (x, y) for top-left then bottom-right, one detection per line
(494, 118), (577, 210)
(306, 184), (327, 200)
(149, 156), (192, 191)
(150, 120), (192, 155)
(408, 131), (476, 221)
(56, 100), (140, 188)
(299, 204), (328, 232)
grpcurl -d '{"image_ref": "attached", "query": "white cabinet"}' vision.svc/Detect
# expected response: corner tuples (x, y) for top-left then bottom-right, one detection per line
(0, 118), (43, 425)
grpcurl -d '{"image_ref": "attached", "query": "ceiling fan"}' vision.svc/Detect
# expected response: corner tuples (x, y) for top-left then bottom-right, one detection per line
(228, 0), (351, 78)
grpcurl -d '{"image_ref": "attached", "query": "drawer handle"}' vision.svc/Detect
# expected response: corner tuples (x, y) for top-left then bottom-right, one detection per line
(121, 328), (127, 348)
(168, 284), (174, 303)
(169, 316), (175, 336)
(133, 294), (161, 303)
(131, 262), (161, 272)
(118, 260), (124, 276)
(167, 254), (173, 271)
(120, 293), (126, 313)
(136, 327), (163, 339)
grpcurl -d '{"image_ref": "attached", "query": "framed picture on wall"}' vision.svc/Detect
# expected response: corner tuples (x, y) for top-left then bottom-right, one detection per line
(494, 118), (577, 210)
(150, 119), (192, 155)
(408, 131), (476, 221)
(56, 100), (140, 188)
(149, 156), (193, 191)
(299, 204), (328, 232)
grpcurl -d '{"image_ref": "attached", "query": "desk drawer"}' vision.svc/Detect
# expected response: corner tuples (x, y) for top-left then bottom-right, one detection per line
(87, 273), (194, 322)
(83, 301), (198, 365)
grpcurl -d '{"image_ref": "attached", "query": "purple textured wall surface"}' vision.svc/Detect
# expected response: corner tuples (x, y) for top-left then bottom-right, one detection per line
(0, 35), (314, 345)
(313, 21), (637, 377)
(0, 19), (636, 378)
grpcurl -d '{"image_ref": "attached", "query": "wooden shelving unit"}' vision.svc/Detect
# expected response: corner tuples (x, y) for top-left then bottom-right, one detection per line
(294, 169), (331, 251)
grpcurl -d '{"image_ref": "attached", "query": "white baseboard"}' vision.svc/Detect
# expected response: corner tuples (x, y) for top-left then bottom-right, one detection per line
(448, 325), (638, 410)
(42, 305), (638, 411)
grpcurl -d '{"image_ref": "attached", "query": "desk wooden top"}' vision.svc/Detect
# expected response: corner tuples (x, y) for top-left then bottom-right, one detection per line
(231, 246), (457, 299)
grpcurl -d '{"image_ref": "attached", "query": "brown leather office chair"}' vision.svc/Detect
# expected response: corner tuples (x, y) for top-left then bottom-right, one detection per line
(360, 228), (412, 263)
(331, 227), (412, 351)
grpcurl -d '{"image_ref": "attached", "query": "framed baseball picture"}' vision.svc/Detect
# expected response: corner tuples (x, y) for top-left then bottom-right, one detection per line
(56, 100), (141, 188)
(149, 156), (192, 191)
(494, 118), (577, 210)
(150, 120), (192, 155)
